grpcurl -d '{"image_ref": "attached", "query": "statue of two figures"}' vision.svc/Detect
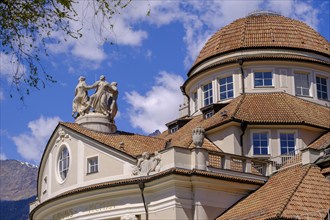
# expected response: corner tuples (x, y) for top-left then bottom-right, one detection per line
(72, 75), (118, 123)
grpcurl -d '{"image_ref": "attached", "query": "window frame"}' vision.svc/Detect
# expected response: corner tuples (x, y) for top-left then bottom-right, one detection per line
(316, 75), (328, 100)
(218, 75), (234, 100)
(87, 156), (99, 174)
(57, 145), (70, 183)
(277, 130), (298, 156)
(294, 71), (311, 97)
(253, 71), (273, 87)
(251, 130), (270, 156)
(169, 125), (179, 134)
(204, 110), (214, 119)
(203, 82), (213, 106)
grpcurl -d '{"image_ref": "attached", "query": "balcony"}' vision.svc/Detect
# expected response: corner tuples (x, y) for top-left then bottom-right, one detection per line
(269, 148), (302, 172)
(208, 152), (269, 176)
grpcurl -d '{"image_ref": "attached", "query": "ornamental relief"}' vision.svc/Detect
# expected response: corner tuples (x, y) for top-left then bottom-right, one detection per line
(55, 128), (71, 147)
(132, 151), (161, 176)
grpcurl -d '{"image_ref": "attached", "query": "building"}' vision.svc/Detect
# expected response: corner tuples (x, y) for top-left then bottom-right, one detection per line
(30, 11), (330, 220)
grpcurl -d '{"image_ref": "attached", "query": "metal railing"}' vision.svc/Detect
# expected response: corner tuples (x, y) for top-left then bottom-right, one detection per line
(269, 148), (302, 172)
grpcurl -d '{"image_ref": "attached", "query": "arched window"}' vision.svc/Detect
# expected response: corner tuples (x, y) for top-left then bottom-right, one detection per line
(58, 146), (70, 181)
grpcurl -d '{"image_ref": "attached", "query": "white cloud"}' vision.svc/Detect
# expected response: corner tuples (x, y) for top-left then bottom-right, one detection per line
(0, 89), (4, 101)
(45, 1), (324, 69)
(145, 49), (153, 60)
(0, 52), (25, 82)
(266, 0), (319, 29)
(125, 71), (184, 133)
(12, 116), (61, 162)
(0, 153), (7, 160)
(46, 1), (148, 65)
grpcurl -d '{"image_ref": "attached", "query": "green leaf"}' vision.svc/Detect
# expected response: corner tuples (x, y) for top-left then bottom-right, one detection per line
(57, 0), (71, 10)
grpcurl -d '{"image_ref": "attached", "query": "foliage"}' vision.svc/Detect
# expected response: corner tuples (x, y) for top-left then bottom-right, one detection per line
(0, 0), (132, 100)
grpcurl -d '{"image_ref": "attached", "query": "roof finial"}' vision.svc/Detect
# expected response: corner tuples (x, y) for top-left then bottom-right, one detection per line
(248, 10), (280, 17)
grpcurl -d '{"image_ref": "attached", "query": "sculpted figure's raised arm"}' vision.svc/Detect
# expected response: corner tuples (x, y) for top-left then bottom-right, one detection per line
(72, 75), (119, 122)
(72, 76), (90, 118)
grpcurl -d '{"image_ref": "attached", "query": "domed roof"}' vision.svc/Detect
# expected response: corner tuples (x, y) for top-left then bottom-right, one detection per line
(193, 12), (330, 67)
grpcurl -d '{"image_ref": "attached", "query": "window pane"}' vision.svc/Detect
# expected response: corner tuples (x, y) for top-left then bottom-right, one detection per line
(255, 72), (262, 78)
(255, 80), (263, 86)
(220, 78), (226, 84)
(260, 133), (267, 139)
(261, 148), (268, 154)
(264, 72), (272, 78)
(281, 147), (288, 154)
(264, 79), (272, 86)
(228, 91), (233, 98)
(220, 85), (226, 92)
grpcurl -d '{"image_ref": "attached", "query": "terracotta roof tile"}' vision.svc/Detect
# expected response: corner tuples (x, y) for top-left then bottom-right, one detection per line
(321, 167), (330, 175)
(160, 115), (222, 152)
(194, 13), (330, 67)
(228, 92), (329, 128)
(60, 122), (166, 157)
(190, 54), (329, 77)
(217, 164), (330, 220)
(61, 93), (328, 158)
(308, 132), (330, 150)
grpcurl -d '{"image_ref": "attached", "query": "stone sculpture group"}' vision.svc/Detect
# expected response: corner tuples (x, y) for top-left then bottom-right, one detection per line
(72, 75), (118, 122)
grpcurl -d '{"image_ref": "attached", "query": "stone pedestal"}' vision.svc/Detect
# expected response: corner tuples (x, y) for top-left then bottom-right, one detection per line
(75, 112), (117, 133)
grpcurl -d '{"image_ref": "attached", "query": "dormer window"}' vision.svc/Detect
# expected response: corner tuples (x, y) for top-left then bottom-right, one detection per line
(169, 125), (179, 134)
(166, 118), (191, 134)
(204, 111), (214, 119)
(254, 71), (273, 87)
(200, 103), (228, 119)
(203, 82), (213, 106)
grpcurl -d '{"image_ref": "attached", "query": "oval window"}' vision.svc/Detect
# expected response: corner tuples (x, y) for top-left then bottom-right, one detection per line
(58, 146), (70, 181)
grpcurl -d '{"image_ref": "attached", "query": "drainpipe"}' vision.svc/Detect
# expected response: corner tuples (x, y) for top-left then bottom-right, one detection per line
(238, 59), (245, 94)
(180, 86), (191, 116)
(139, 182), (148, 220)
(240, 121), (248, 156)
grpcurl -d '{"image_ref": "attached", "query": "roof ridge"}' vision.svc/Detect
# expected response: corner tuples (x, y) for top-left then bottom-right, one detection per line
(239, 15), (248, 48)
(277, 165), (311, 218)
(61, 122), (166, 141)
(281, 93), (303, 122)
(232, 93), (246, 119)
(265, 14), (275, 43)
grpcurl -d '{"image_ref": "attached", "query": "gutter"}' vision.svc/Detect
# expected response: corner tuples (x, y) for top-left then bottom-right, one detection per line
(238, 58), (245, 94)
(180, 86), (191, 116)
(240, 121), (248, 156)
(139, 182), (148, 220)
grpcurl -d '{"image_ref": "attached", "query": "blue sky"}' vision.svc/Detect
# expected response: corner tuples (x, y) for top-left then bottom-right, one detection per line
(1, 0), (329, 165)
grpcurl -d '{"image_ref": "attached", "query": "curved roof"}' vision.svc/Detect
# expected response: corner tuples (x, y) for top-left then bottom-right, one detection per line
(193, 12), (330, 68)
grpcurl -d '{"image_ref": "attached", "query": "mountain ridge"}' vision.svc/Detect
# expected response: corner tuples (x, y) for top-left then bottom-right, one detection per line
(0, 159), (38, 201)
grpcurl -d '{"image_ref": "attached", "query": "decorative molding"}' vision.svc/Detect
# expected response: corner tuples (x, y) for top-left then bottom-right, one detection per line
(55, 128), (70, 146)
(121, 214), (138, 220)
